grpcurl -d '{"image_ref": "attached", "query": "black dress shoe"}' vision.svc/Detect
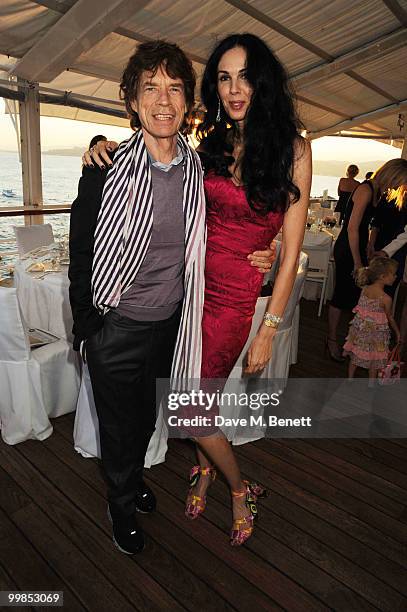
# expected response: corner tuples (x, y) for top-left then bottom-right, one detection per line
(107, 507), (145, 554)
(134, 481), (156, 514)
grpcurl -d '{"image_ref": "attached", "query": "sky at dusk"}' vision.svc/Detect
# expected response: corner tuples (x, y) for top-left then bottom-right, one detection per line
(0, 98), (401, 162)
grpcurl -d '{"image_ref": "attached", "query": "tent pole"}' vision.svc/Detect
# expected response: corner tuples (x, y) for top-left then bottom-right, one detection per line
(18, 79), (43, 225)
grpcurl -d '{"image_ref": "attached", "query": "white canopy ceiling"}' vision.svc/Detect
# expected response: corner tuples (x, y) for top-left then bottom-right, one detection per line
(0, 0), (406, 145)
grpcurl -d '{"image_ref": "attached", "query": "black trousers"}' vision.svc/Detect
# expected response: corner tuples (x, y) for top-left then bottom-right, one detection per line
(86, 307), (180, 519)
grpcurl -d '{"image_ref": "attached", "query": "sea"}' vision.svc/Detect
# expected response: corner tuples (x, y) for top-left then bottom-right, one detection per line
(0, 150), (341, 266)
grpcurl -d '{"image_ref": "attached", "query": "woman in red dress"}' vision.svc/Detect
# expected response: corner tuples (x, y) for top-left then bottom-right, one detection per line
(185, 34), (311, 545)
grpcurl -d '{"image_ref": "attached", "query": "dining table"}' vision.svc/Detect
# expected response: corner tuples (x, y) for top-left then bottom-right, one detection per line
(14, 243), (73, 341)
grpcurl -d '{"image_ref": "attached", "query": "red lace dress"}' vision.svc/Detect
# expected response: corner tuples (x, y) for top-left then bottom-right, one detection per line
(173, 173), (284, 437)
(200, 173), (284, 380)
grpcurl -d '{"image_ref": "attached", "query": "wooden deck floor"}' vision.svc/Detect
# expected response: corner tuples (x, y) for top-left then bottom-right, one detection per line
(1, 299), (406, 611)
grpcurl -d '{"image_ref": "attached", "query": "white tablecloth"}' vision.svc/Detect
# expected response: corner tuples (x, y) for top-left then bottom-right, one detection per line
(14, 262), (73, 341)
(304, 228), (338, 245)
(276, 227), (338, 248)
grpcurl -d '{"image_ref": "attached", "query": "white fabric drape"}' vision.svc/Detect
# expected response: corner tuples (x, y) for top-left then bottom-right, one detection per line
(221, 249), (308, 444)
(73, 364), (168, 466)
(0, 287), (80, 445)
(14, 263), (73, 341)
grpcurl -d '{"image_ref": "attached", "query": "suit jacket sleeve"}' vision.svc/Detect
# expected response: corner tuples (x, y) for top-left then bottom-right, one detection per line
(383, 224), (407, 257)
(68, 165), (107, 350)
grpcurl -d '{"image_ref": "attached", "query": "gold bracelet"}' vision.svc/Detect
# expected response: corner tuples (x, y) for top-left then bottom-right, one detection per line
(263, 312), (282, 328)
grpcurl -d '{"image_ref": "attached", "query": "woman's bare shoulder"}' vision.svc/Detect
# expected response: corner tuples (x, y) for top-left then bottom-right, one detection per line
(354, 182), (371, 198)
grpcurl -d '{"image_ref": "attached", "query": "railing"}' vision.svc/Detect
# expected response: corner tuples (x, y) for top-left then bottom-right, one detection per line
(0, 206), (72, 261)
(0, 204), (72, 217)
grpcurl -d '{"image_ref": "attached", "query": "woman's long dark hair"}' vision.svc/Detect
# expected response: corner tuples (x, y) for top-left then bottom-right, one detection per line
(197, 33), (303, 213)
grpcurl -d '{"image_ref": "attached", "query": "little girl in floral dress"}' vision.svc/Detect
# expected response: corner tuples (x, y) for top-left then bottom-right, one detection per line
(343, 257), (400, 379)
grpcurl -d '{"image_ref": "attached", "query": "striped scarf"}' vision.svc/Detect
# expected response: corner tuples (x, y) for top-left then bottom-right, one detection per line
(91, 129), (206, 380)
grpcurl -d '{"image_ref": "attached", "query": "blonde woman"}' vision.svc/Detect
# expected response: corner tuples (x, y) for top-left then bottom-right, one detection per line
(327, 159), (407, 361)
(334, 164), (360, 225)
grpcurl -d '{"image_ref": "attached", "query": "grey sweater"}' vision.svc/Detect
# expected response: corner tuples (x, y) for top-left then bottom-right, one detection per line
(116, 162), (185, 321)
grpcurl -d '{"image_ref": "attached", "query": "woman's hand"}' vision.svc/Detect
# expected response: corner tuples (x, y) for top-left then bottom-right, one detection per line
(353, 259), (363, 275)
(247, 241), (277, 273)
(244, 328), (275, 374)
(82, 140), (119, 168)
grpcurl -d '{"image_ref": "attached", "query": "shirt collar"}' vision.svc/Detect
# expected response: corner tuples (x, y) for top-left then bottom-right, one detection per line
(148, 144), (184, 172)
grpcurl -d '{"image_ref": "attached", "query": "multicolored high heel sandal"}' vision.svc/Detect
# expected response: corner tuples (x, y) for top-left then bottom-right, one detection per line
(230, 481), (267, 546)
(185, 465), (216, 520)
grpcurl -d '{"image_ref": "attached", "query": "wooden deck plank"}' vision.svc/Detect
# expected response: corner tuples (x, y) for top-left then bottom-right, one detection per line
(333, 440), (407, 474)
(144, 468), (331, 611)
(0, 295), (405, 611)
(18, 425), (269, 612)
(226, 442), (407, 568)
(0, 563), (19, 593)
(289, 300), (351, 378)
(363, 439), (407, 461)
(13, 438), (188, 612)
(0, 479), (85, 611)
(170, 440), (407, 604)
(157, 448), (400, 610)
(0, 456), (138, 612)
(240, 440), (407, 540)
(388, 439), (407, 448)
(0, 562), (36, 612)
(47, 425), (291, 611)
(61, 421), (374, 611)
(3, 438), (231, 612)
(280, 439), (407, 506)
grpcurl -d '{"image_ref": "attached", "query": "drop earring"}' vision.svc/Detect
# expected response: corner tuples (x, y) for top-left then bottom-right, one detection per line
(216, 97), (221, 122)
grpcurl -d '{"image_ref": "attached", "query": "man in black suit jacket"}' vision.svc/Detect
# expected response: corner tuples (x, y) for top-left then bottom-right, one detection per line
(69, 156), (112, 352)
(69, 38), (197, 556)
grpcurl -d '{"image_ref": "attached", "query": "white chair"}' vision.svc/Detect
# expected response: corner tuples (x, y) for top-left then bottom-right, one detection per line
(0, 287), (80, 445)
(222, 249), (308, 444)
(13, 224), (54, 256)
(301, 235), (333, 317)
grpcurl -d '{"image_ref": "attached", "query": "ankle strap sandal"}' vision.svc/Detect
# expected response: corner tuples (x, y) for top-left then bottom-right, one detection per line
(185, 465), (217, 520)
(230, 480), (267, 546)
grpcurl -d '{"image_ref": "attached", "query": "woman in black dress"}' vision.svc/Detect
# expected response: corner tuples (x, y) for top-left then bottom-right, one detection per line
(334, 164), (360, 225)
(367, 194), (407, 297)
(327, 159), (407, 361)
